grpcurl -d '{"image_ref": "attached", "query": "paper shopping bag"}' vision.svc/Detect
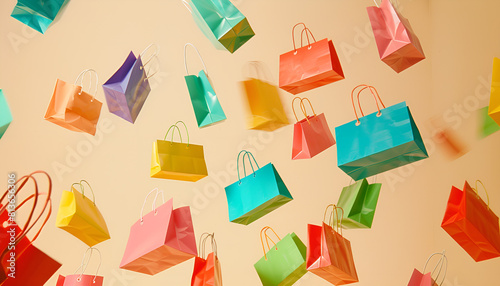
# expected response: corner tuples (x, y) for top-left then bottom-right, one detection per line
(367, 0), (425, 73)
(120, 190), (197, 275)
(254, 227), (307, 286)
(337, 179), (381, 229)
(150, 121), (208, 181)
(55, 180), (110, 246)
(0, 90), (13, 140)
(407, 251), (447, 286)
(11, 0), (67, 34)
(292, 97), (335, 159)
(441, 181), (500, 262)
(103, 44), (158, 123)
(57, 248), (104, 286)
(191, 233), (223, 286)
(407, 269), (438, 286)
(279, 23), (344, 95)
(479, 106), (500, 138)
(336, 85), (428, 180)
(44, 69), (102, 135)
(185, 0), (255, 53)
(225, 151), (293, 225)
(240, 62), (289, 131)
(488, 58), (500, 125)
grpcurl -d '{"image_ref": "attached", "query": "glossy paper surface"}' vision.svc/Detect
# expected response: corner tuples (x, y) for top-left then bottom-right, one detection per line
(407, 269), (438, 286)
(56, 274), (104, 286)
(11, 0), (66, 33)
(292, 113), (335, 160)
(337, 179), (381, 229)
(191, 252), (223, 286)
(367, 0), (425, 73)
(0, 90), (13, 140)
(279, 38), (344, 94)
(488, 57), (500, 125)
(55, 187), (111, 246)
(479, 106), (500, 138)
(335, 102), (428, 180)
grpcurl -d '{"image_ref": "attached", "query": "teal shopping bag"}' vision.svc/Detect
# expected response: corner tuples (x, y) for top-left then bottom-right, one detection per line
(336, 85), (428, 180)
(254, 227), (307, 286)
(337, 179), (381, 229)
(11, 0), (67, 34)
(0, 90), (13, 140)
(225, 151), (293, 225)
(184, 0), (255, 53)
(184, 44), (226, 128)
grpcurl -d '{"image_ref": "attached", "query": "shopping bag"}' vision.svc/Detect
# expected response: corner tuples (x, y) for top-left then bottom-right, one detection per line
(479, 106), (500, 138)
(488, 58), (500, 125)
(225, 150), (293, 225)
(184, 43), (226, 128)
(103, 44), (158, 123)
(56, 247), (104, 286)
(11, 0), (67, 34)
(120, 189), (197, 275)
(0, 90), (13, 140)
(306, 205), (358, 285)
(336, 85), (428, 180)
(367, 0), (425, 73)
(0, 171), (61, 286)
(337, 179), (381, 229)
(44, 69), (103, 135)
(240, 61), (289, 131)
(191, 233), (223, 286)
(441, 180), (500, 262)
(55, 180), (110, 246)
(407, 251), (447, 286)
(279, 23), (344, 95)
(183, 0), (255, 53)
(150, 121), (208, 181)
(292, 97), (335, 159)
(254, 227), (307, 286)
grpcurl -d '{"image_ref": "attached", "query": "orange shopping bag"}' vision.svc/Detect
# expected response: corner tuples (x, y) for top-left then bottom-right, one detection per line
(44, 69), (103, 135)
(191, 233), (223, 286)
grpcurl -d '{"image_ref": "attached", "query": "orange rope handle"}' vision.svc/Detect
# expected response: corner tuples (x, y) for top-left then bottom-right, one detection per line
(351, 85), (386, 123)
(260, 226), (281, 260)
(291, 23), (308, 51)
(300, 28), (317, 48)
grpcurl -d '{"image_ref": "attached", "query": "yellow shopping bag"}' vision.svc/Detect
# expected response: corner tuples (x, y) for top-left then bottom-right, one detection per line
(241, 62), (289, 131)
(150, 121), (208, 182)
(488, 57), (500, 125)
(55, 180), (110, 246)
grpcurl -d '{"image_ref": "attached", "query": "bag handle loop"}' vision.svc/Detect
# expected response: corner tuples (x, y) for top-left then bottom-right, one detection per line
(199, 232), (217, 259)
(140, 43), (160, 81)
(184, 43), (208, 76)
(140, 188), (165, 223)
(236, 150), (260, 183)
(164, 121), (190, 146)
(323, 204), (344, 235)
(75, 69), (99, 101)
(74, 247), (102, 283)
(181, 0), (192, 13)
(260, 226), (281, 260)
(472, 180), (490, 209)
(292, 97), (317, 124)
(300, 28), (317, 50)
(351, 84), (386, 125)
(423, 251), (447, 286)
(71, 180), (96, 206)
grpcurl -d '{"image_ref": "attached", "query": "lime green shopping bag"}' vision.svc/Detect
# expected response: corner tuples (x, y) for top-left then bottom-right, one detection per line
(479, 106), (500, 138)
(337, 179), (381, 229)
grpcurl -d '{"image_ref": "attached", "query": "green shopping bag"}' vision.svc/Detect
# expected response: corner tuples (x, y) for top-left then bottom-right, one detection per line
(254, 227), (307, 286)
(0, 90), (13, 140)
(337, 179), (381, 229)
(183, 0), (255, 53)
(11, 0), (67, 34)
(479, 106), (500, 138)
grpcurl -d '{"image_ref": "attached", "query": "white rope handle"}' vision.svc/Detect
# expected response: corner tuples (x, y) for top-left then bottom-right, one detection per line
(423, 251), (448, 286)
(74, 248), (102, 283)
(74, 69), (99, 100)
(181, 0), (192, 13)
(140, 188), (164, 222)
(139, 43), (160, 81)
(184, 43), (208, 76)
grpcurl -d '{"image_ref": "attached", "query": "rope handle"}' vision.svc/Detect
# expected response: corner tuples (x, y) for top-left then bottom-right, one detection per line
(71, 180), (96, 205)
(181, 0), (192, 13)
(139, 43), (160, 81)
(300, 28), (317, 50)
(291, 23), (317, 52)
(351, 85), (386, 125)
(323, 204), (344, 235)
(236, 150), (260, 183)
(74, 69), (99, 101)
(423, 251), (447, 286)
(260, 226), (281, 260)
(184, 43), (208, 76)
(292, 97), (317, 124)
(199, 232), (218, 259)
(163, 121), (190, 146)
(471, 180), (490, 209)
(140, 188), (165, 223)
(74, 247), (102, 283)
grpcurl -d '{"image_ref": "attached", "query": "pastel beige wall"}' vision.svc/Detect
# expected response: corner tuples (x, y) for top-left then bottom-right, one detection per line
(0, 0), (499, 285)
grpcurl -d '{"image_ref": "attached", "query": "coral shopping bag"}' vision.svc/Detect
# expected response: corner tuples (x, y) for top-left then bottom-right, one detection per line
(254, 227), (307, 286)
(0, 171), (61, 286)
(407, 251), (447, 286)
(488, 57), (500, 125)
(240, 61), (289, 131)
(307, 205), (358, 285)
(56, 247), (104, 286)
(11, 0), (67, 34)
(184, 43), (226, 128)
(103, 44), (159, 124)
(150, 121), (208, 181)
(191, 233), (223, 286)
(279, 23), (344, 95)
(0, 90), (12, 140)
(367, 0), (425, 73)
(225, 150), (293, 225)
(292, 97), (335, 159)
(337, 178), (381, 229)
(441, 180), (500, 262)
(44, 69), (103, 135)
(120, 188), (197, 275)
(55, 180), (110, 246)
(336, 85), (428, 180)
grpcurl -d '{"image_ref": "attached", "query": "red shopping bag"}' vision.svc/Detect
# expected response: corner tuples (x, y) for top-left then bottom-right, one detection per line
(57, 248), (104, 286)
(191, 233), (223, 286)
(292, 97), (335, 159)
(441, 180), (500, 262)
(407, 251), (447, 286)
(120, 188), (197, 275)
(0, 171), (61, 286)
(367, 0), (425, 73)
(279, 23), (344, 95)
(306, 205), (358, 285)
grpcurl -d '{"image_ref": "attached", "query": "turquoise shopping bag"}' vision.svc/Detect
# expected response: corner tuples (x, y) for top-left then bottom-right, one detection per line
(11, 0), (67, 34)
(225, 151), (293, 225)
(336, 85), (428, 180)
(184, 44), (226, 128)
(337, 179), (381, 229)
(0, 90), (13, 140)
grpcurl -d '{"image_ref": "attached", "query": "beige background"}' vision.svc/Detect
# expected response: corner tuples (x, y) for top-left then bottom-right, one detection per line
(1, 0), (500, 285)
